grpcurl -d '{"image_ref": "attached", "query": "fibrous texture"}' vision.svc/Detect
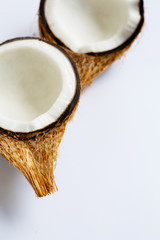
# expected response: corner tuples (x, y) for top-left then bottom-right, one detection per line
(0, 121), (67, 197)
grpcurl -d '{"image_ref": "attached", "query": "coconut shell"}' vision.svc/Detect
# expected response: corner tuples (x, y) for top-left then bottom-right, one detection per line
(0, 38), (80, 197)
(39, 0), (144, 89)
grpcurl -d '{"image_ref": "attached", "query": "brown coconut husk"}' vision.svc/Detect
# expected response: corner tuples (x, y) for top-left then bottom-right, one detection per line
(0, 38), (80, 197)
(39, 0), (144, 89)
(0, 122), (66, 197)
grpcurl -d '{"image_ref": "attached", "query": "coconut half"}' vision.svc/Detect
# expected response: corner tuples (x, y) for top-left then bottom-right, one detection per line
(0, 38), (80, 197)
(39, 0), (144, 88)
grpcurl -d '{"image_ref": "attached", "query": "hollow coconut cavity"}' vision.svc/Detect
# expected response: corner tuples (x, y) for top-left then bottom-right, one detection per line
(0, 38), (79, 133)
(41, 0), (144, 54)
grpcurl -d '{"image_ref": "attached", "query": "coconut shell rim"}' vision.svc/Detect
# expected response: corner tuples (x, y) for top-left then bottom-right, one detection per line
(39, 0), (144, 57)
(0, 37), (81, 137)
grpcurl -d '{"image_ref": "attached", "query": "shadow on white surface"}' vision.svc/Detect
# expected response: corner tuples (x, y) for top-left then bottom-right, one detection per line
(0, 156), (21, 218)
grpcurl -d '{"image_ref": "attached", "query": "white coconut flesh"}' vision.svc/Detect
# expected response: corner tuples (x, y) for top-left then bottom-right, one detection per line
(0, 39), (76, 133)
(45, 0), (142, 54)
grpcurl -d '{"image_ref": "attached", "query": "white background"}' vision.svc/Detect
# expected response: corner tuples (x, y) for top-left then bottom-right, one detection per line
(0, 0), (159, 239)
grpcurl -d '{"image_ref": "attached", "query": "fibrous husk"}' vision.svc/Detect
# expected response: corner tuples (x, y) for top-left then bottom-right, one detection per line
(0, 119), (68, 197)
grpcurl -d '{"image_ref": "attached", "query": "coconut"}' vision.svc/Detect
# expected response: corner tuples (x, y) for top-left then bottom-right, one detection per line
(39, 0), (144, 89)
(0, 38), (80, 197)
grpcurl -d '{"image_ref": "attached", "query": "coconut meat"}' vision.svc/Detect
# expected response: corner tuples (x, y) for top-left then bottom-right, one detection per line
(45, 0), (142, 53)
(0, 39), (76, 132)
